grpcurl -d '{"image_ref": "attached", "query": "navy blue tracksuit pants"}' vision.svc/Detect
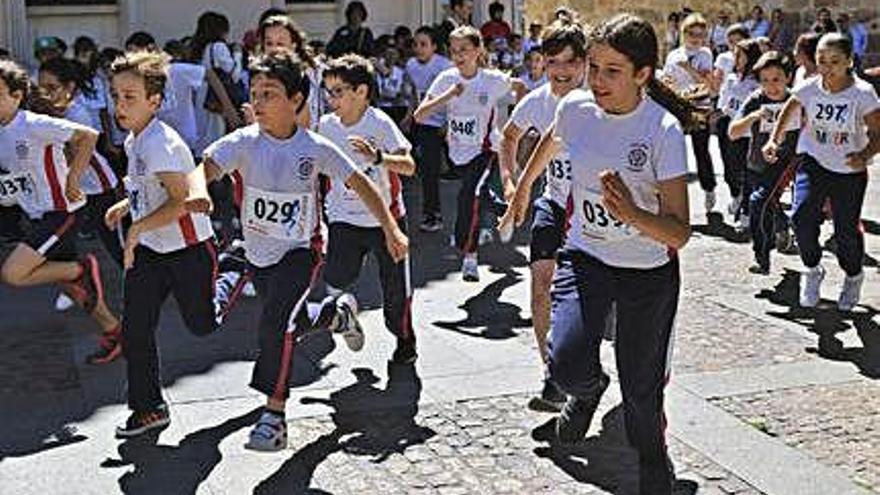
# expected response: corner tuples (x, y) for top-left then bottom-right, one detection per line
(748, 162), (797, 268)
(548, 250), (680, 492)
(791, 154), (867, 277)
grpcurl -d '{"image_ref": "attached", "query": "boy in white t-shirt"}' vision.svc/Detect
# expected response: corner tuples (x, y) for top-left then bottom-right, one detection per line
(319, 54), (418, 365)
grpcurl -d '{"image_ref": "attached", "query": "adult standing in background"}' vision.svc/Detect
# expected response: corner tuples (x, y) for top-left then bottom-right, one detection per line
(481, 2), (512, 44)
(812, 8), (837, 34)
(768, 9), (795, 54)
(744, 5), (770, 38)
(192, 11), (241, 156)
(327, 1), (374, 58)
(709, 10), (731, 56)
(437, 0), (474, 54)
(664, 12), (681, 57)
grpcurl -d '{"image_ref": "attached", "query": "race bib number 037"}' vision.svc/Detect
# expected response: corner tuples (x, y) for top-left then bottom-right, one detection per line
(0, 171), (35, 204)
(243, 186), (311, 241)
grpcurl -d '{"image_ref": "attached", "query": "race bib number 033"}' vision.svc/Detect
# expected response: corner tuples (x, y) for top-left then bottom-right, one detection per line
(243, 186), (311, 241)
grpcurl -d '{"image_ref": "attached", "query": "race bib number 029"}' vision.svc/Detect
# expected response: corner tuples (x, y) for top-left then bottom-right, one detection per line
(759, 103), (802, 133)
(243, 186), (311, 241)
(449, 115), (479, 146)
(579, 188), (634, 241)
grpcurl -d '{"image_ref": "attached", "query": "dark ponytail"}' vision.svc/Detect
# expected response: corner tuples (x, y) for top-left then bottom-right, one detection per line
(39, 57), (96, 99)
(589, 14), (701, 131)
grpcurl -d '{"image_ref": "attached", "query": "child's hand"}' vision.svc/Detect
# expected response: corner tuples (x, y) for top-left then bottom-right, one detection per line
(348, 136), (379, 163)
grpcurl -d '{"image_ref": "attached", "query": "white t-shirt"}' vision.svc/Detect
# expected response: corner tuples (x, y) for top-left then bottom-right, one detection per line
(717, 74), (760, 118)
(124, 118), (213, 253)
(376, 66), (410, 108)
(714, 51), (735, 81)
(319, 107), (411, 228)
(509, 83), (570, 206)
(522, 73), (548, 93)
(663, 46), (713, 94)
(64, 100), (118, 195)
(554, 92), (688, 269)
(305, 65), (324, 131)
(793, 76), (880, 174)
(203, 124), (358, 267)
(405, 55), (452, 128)
(426, 67), (511, 165)
(0, 111), (88, 218)
(159, 62), (206, 152)
(81, 75), (108, 131)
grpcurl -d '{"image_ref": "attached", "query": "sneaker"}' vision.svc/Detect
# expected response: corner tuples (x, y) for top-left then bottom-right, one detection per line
(54, 292), (75, 312)
(86, 324), (122, 365)
(478, 227), (494, 246)
(246, 410), (287, 452)
(391, 339), (418, 364)
(528, 378), (566, 413)
(336, 293), (365, 352)
(462, 254), (479, 282)
(775, 228), (795, 253)
(115, 405), (170, 438)
(838, 271), (865, 311)
(748, 263), (770, 275)
(419, 214), (443, 233)
(735, 214), (750, 235)
(555, 372), (610, 444)
(242, 281), (257, 297)
(498, 218), (514, 244)
(66, 254), (105, 314)
(799, 264), (826, 308)
(704, 190), (716, 213)
(214, 271), (243, 325)
(727, 194), (742, 215)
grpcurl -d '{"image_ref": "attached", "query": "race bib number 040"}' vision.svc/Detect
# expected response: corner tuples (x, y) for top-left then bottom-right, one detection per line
(243, 186), (312, 241)
(449, 115), (480, 146)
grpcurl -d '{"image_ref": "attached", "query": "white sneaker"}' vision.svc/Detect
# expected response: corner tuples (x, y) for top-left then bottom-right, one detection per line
(498, 219), (514, 244)
(736, 214), (750, 234)
(245, 411), (287, 452)
(704, 191), (716, 213)
(242, 280), (257, 298)
(727, 194), (742, 215)
(213, 271), (242, 325)
(478, 227), (494, 246)
(55, 293), (75, 312)
(462, 254), (479, 282)
(336, 293), (365, 352)
(800, 264), (826, 308)
(838, 271), (865, 311)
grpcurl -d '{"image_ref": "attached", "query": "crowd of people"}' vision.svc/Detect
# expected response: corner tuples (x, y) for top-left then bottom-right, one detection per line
(0, 1), (877, 493)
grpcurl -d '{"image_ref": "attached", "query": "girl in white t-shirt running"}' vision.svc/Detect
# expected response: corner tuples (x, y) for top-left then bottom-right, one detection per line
(414, 25), (525, 282)
(763, 33), (880, 311)
(506, 15), (695, 494)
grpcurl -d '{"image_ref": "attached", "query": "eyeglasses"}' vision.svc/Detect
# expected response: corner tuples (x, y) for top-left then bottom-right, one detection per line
(685, 29), (706, 39)
(323, 84), (352, 99)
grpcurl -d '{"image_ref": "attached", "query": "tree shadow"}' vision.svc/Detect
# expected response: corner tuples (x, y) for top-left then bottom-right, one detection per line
(691, 212), (750, 244)
(531, 405), (698, 495)
(432, 268), (532, 340)
(253, 363), (434, 494)
(100, 407), (263, 495)
(757, 268), (880, 378)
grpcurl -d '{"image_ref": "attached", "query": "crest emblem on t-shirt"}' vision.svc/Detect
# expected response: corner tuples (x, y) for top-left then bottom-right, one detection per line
(478, 92), (489, 106)
(626, 142), (649, 172)
(15, 140), (29, 160)
(297, 156), (314, 180)
(134, 156), (147, 176)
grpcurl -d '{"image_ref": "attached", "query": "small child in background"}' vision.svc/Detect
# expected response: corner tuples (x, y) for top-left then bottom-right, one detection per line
(375, 46), (414, 126)
(520, 47), (547, 91)
(507, 33), (525, 73)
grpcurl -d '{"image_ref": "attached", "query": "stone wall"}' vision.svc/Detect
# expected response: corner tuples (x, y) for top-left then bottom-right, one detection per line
(524, 0), (880, 66)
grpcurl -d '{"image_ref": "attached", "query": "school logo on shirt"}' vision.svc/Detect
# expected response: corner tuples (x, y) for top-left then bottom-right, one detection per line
(134, 156), (147, 176)
(626, 142), (649, 172)
(297, 156), (314, 180)
(15, 141), (29, 160)
(478, 92), (489, 106)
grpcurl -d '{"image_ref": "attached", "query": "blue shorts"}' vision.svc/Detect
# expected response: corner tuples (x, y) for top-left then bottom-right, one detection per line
(529, 196), (566, 264)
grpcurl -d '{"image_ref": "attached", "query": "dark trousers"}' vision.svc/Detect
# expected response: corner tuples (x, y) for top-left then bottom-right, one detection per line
(84, 190), (124, 266)
(791, 155), (867, 276)
(123, 242), (218, 411)
(454, 152), (497, 254)
(716, 116), (748, 201)
(748, 163), (797, 267)
(249, 248), (320, 401)
(691, 127), (716, 192)
(548, 251), (680, 492)
(412, 124), (445, 217)
(324, 220), (414, 344)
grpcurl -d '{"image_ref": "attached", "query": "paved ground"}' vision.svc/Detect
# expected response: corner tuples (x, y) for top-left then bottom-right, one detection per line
(0, 139), (878, 495)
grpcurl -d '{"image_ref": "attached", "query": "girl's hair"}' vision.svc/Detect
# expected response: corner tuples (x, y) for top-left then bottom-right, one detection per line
(734, 38), (763, 79)
(109, 50), (170, 100)
(73, 36), (100, 76)
(680, 13), (708, 40)
(725, 23), (750, 41)
(258, 7), (288, 27)
(192, 11), (230, 59)
(449, 25), (483, 50)
(794, 32), (820, 62)
(541, 20), (588, 60)
(415, 25), (438, 46)
(259, 15), (316, 68)
(39, 57), (97, 99)
(589, 14), (700, 130)
(248, 51), (309, 111)
(752, 50), (793, 78)
(0, 59), (30, 109)
(345, 1), (368, 23)
(817, 32), (853, 59)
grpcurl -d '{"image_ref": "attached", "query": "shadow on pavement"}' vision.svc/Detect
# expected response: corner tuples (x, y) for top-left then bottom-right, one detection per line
(691, 212), (750, 244)
(253, 362), (434, 494)
(531, 405), (699, 494)
(758, 268), (880, 378)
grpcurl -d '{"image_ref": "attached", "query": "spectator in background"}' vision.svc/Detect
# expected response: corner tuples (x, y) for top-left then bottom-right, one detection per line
(768, 9), (795, 54)
(508, 33), (525, 71)
(327, 1), (374, 57)
(519, 47), (546, 91)
(665, 12), (681, 56)
(375, 46), (413, 125)
(709, 10), (732, 56)
(481, 2), (512, 44)
(33, 36), (65, 70)
(73, 36), (114, 158)
(437, 0), (474, 53)
(793, 32), (820, 86)
(745, 5), (770, 38)
(523, 21), (543, 54)
(712, 23), (750, 94)
(812, 8), (837, 34)
(395, 26), (415, 61)
(849, 12), (869, 63)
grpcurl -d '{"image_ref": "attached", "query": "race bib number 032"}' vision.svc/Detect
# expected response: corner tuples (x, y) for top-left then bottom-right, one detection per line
(243, 186), (311, 241)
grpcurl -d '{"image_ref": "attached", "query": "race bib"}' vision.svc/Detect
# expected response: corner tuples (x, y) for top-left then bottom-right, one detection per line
(0, 170), (35, 205)
(759, 103), (802, 133)
(808, 99), (856, 146)
(578, 188), (635, 242)
(546, 152), (572, 201)
(449, 114), (480, 146)
(243, 186), (312, 241)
